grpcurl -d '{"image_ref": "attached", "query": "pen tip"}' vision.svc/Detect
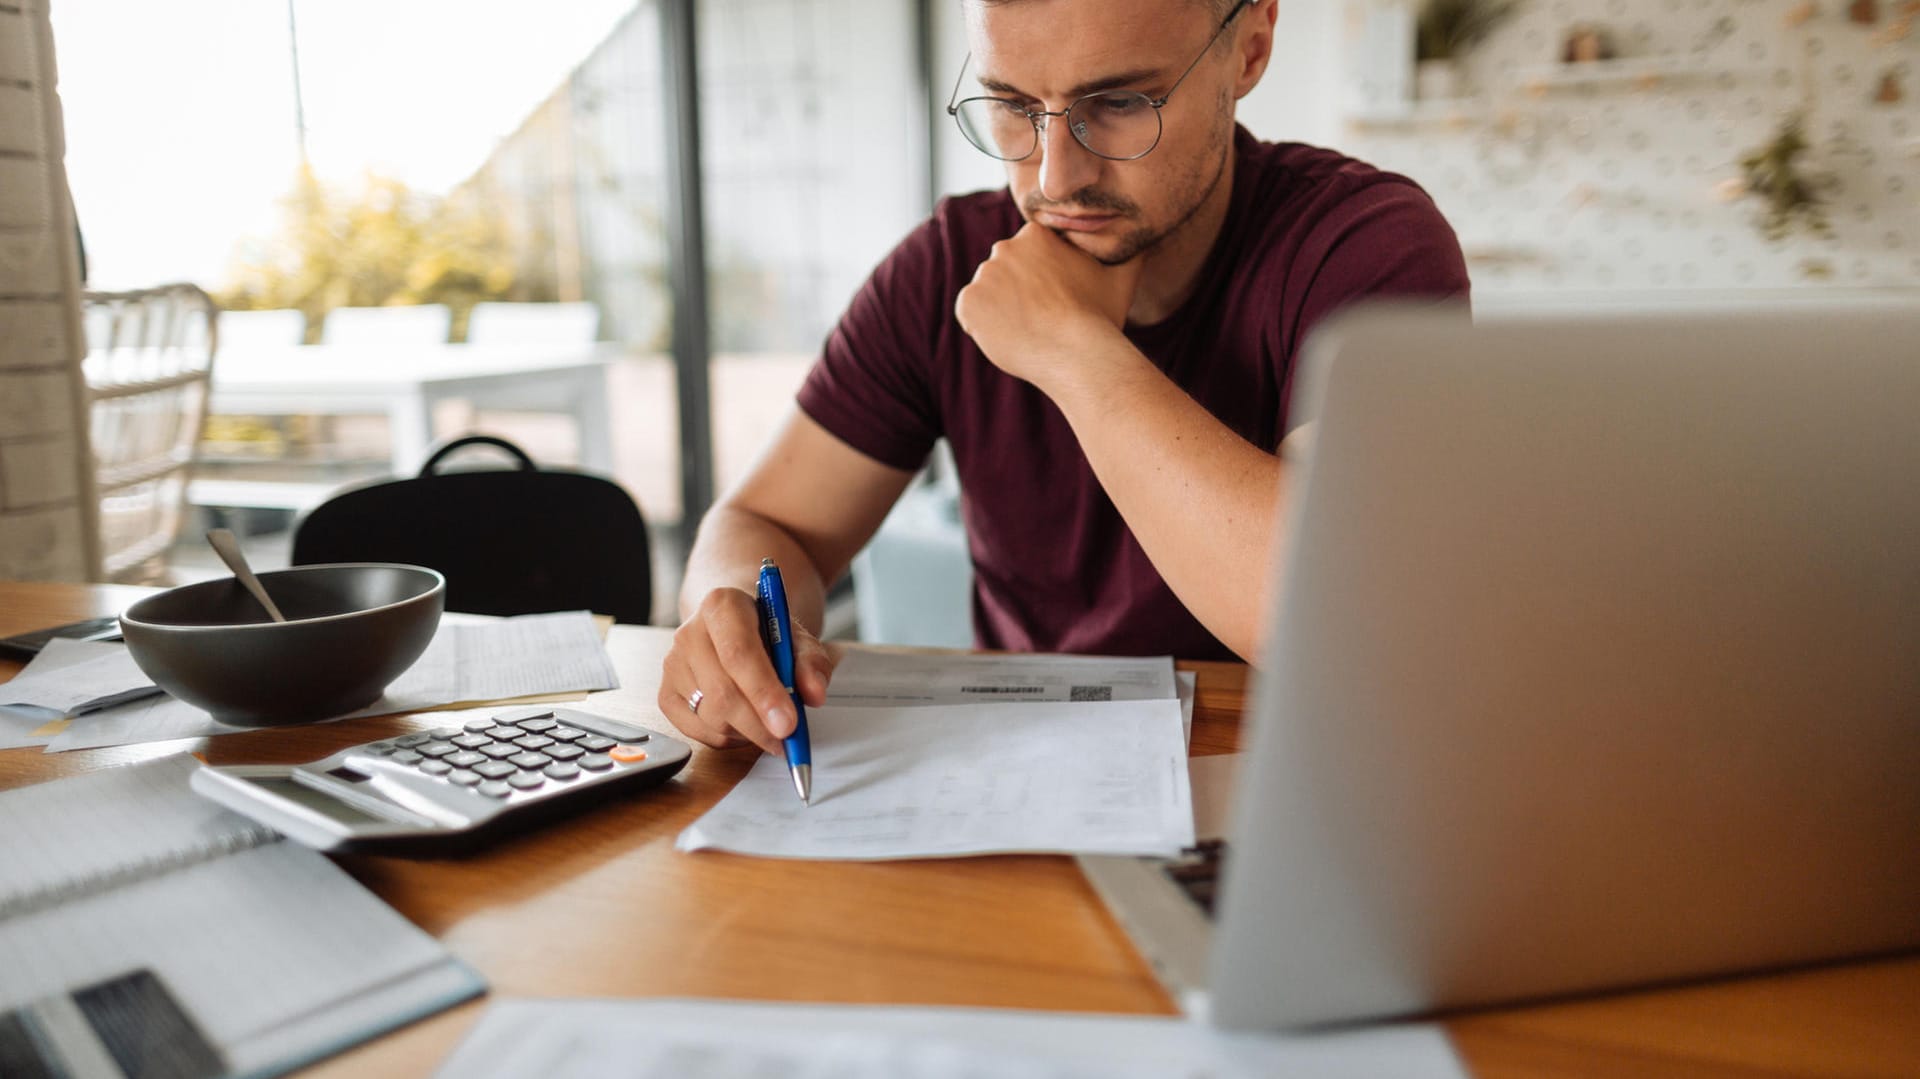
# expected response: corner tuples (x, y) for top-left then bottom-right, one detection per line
(793, 763), (811, 805)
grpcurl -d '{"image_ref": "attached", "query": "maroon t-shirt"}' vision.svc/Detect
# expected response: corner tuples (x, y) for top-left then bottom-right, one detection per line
(798, 127), (1470, 660)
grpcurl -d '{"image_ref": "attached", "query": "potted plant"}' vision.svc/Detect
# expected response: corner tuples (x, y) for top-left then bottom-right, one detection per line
(1415, 0), (1524, 99)
(1727, 113), (1837, 242)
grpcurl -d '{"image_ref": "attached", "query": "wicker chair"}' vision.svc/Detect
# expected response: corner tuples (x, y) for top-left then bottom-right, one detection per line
(83, 284), (217, 583)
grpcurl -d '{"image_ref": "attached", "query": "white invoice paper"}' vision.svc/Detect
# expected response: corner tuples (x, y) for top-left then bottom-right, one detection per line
(0, 638), (157, 715)
(827, 650), (1177, 705)
(1, 640), (144, 750)
(677, 698), (1194, 860)
(434, 999), (1469, 1079)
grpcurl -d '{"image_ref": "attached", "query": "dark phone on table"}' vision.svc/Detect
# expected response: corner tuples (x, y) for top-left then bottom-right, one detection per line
(0, 615), (124, 662)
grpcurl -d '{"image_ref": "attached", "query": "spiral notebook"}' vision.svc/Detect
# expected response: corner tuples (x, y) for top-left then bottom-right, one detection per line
(0, 754), (483, 1079)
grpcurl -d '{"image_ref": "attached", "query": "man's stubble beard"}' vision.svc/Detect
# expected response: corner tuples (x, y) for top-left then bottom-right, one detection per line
(1029, 95), (1236, 267)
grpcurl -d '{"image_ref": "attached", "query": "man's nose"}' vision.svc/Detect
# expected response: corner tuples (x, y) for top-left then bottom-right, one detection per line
(1035, 112), (1101, 203)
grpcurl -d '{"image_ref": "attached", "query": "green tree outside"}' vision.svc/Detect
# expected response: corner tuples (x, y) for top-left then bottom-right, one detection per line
(218, 168), (524, 343)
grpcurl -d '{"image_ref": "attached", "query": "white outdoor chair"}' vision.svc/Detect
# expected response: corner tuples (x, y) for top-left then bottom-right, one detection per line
(465, 302), (600, 345)
(84, 284), (218, 583)
(320, 304), (452, 346)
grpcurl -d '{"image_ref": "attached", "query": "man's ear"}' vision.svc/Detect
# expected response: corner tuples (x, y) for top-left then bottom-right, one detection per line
(1232, 0), (1278, 100)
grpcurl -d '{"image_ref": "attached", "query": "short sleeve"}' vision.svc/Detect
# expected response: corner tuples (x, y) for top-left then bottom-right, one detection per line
(1290, 179), (1471, 344)
(1269, 177), (1469, 444)
(795, 211), (951, 472)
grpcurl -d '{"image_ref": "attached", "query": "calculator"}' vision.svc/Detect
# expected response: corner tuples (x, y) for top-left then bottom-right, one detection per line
(190, 706), (691, 854)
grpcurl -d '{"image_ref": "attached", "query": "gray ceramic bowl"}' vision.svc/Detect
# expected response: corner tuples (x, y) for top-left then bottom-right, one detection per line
(120, 563), (445, 727)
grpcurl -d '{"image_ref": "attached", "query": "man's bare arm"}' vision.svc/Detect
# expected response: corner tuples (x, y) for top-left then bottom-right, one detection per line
(1043, 342), (1288, 660)
(663, 409), (915, 751)
(956, 223), (1286, 661)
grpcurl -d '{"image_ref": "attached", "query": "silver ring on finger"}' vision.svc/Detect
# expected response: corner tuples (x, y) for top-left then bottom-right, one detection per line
(687, 688), (705, 715)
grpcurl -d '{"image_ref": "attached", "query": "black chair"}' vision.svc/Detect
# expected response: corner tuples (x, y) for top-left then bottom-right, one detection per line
(291, 435), (652, 623)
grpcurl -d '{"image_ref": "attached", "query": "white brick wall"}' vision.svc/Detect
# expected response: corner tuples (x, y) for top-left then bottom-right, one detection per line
(0, 1), (96, 581)
(0, 506), (86, 580)
(0, 300), (65, 370)
(0, 433), (81, 507)
(0, 159), (52, 229)
(0, 225), (61, 294)
(0, 369), (75, 437)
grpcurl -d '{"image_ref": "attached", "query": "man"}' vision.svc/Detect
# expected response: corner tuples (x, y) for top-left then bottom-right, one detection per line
(660, 0), (1468, 753)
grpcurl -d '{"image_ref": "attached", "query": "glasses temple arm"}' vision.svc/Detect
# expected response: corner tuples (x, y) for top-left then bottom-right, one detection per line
(946, 52), (973, 114)
(1152, 0), (1254, 107)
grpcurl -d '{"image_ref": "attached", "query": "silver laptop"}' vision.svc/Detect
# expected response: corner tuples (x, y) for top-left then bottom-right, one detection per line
(1079, 302), (1920, 1029)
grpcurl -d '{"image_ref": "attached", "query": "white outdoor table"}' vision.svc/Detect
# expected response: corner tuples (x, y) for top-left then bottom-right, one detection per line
(208, 341), (618, 475)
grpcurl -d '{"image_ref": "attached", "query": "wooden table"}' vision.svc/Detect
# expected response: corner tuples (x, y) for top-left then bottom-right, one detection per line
(3, 580), (1916, 1077)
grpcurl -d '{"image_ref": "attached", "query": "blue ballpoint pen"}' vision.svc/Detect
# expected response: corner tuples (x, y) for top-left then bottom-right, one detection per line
(756, 558), (813, 804)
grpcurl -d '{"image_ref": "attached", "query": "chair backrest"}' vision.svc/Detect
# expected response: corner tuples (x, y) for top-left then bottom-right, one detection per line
(83, 284), (218, 583)
(215, 308), (307, 351)
(465, 302), (600, 345)
(289, 435), (652, 623)
(320, 304), (452, 346)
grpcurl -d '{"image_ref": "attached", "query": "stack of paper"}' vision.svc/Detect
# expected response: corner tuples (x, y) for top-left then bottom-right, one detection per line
(677, 651), (1196, 860)
(0, 610), (618, 753)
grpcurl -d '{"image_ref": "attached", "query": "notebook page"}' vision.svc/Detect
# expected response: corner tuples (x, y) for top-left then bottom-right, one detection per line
(0, 841), (456, 1049)
(0, 754), (272, 918)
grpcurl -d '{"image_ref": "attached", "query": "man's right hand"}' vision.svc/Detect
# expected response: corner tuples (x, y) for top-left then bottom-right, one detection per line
(659, 586), (837, 753)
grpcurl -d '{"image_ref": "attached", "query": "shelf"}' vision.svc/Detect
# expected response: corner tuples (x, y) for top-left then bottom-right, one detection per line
(1344, 56), (1771, 132)
(1346, 99), (1488, 131)
(1507, 56), (1759, 95)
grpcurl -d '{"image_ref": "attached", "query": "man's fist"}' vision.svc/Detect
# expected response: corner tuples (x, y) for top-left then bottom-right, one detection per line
(954, 222), (1144, 390)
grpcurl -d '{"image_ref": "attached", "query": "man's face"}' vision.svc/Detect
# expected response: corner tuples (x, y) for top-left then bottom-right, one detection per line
(964, 0), (1243, 265)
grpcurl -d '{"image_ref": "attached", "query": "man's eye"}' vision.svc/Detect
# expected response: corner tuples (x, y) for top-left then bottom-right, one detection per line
(1093, 94), (1147, 114)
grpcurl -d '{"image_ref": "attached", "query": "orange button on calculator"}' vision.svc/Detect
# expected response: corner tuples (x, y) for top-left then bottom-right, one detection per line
(609, 744), (648, 763)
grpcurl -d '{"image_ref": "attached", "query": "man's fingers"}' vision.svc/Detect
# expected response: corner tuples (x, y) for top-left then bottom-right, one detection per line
(674, 595), (785, 756)
(658, 653), (735, 749)
(795, 633), (839, 707)
(683, 633), (785, 756)
(703, 590), (806, 742)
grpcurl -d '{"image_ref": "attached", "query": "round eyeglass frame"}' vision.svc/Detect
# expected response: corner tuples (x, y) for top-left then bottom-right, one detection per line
(951, 92), (1167, 163)
(945, 0), (1252, 163)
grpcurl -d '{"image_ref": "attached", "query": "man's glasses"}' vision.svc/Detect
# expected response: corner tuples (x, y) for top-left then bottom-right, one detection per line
(946, 0), (1252, 163)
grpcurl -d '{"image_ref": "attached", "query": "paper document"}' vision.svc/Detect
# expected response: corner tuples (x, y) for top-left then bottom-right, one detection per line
(829, 650), (1176, 705)
(363, 609), (619, 708)
(678, 698), (1193, 860)
(44, 611), (619, 752)
(435, 999), (1468, 1079)
(2, 641), (132, 750)
(0, 638), (157, 715)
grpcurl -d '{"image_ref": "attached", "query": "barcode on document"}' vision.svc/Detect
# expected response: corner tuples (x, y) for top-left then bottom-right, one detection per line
(1069, 685), (1113, 702)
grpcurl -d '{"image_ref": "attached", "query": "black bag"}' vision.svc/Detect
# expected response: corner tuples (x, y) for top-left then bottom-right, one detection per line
(291, 435), (652, 623)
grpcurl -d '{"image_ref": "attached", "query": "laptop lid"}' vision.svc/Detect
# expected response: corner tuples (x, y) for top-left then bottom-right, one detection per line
(1208, 304), (1920, 1029)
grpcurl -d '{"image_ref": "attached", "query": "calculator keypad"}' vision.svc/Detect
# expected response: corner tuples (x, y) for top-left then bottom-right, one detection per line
(360, 709), (654, 801)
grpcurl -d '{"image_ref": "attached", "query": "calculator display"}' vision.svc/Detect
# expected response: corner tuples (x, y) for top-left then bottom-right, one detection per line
(247, 775), (391, 827)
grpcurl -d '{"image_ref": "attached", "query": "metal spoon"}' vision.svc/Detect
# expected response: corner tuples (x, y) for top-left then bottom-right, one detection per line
(206, 528), (288, 623)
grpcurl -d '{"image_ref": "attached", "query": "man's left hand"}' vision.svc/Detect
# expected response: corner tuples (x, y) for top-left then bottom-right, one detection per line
(954, 222), (1144, 392)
